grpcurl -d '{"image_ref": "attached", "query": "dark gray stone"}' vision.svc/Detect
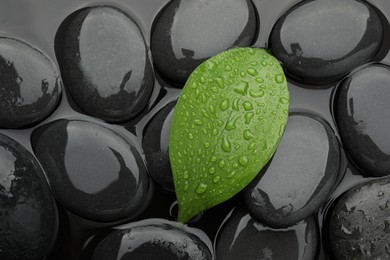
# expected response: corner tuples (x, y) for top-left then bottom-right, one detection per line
(216, 207), (318, 260)
(32, 119), (151, 222)
(92, 223), (212, 260)
(151, 0), (257, 85)
(0, 37), (62, 129)
(327, 178), (390, 259)
(59, 6), (154, 122)
(336, 64), (390, 177)
(0, 134), (58, 260)
(143, 102), (175, 191)
(243, 113), (340, 228)
(270, 0), (383, 84)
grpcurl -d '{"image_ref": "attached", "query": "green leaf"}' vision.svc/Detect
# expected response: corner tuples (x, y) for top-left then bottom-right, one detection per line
(169, 47), (290, 223)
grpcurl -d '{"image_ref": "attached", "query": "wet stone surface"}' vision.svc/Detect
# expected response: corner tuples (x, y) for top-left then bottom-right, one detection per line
(0, 37), (62, 129)
(143, 102), (175, 191)
(31, 119), (151, 222)
(243, 113), (340, 228)
(327, 178), (390, 259)
(216, 207), (318, 260)
(336, 64), (390, 177)
(58, 6), (154, 123)
(92, 223), (213, 260)
(151, 0), (258, 85)
(270, 0), (384, 84)
(0, 134), (58, 260)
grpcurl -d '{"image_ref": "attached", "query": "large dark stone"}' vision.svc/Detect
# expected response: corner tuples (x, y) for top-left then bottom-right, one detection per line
(32, 119), (151, 222)
(0, 37), (62, 128)
(92, 223), (213, 260)
(336, 64), (390, 177)
(151, 0), (258, 85)
(143, 102), (175, 191)
(327, 178), (390, 259)
(243, 113), (340, 228)
(270, 0), (383, 84)
(0, 133), (58, 260)
(58, 6), (154, 122)
(216, 207), (318, 260)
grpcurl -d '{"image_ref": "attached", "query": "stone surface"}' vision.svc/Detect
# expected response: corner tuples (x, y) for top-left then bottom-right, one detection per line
(336, 64), (390, 177)
(216, 207), (318, 260)
(59, 6), (154, 122)
(0, 133), (58, 260)
(143, 102), (175, 191)
(243, 113), (340, 228)
(92, 223), (213, 260)
(151, 0), (257, 85)
(327, 178), (390, 259)
(0, 37), (62, 128)
(32, 119), (151, 222)
(270, 0), (383, 84)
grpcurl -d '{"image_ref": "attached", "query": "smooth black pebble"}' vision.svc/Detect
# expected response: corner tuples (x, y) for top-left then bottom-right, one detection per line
(243, 113), (340, 228)
(0, 134), (58, 260)
(151, 0), (258, 85)
(92, 223), (213, 260)
(0, 37), (62, 128)
(216, 207), (318, 260)
(270, 0), (383, 84)
(327, 178), (390, 259)
(58, 6), (154, 122)
(143, 102), (175, 191)
(31, 119), (151, 222)
(336, 64), (390, 177)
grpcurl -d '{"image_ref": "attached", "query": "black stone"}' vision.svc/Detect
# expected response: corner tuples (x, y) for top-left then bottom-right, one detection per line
(143, 102), (175, 191)
(151, 0), (257, 85)
(243, 113), (340, 228)
(336, 64), (390, 177)
(270, 0), (383, 84)
(92, 223), (213, 260)
(327, 178), (390, 259)
(58, 6), (154, 122)
(0, 134), (58, 260)
(0, 37), (62, 128)
(31, 119), (151, 222)
(216, 207), (318, 260)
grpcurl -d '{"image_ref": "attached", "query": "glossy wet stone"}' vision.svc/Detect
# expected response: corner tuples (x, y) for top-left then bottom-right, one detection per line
(270, 0), (383, 84)
(32, 119), (151, 222)
(216, 207), (318, 260)
(327, 178), (390, 259)
(336, 64), (390, 177)
(0, 37), (62, 128)
(0, 134), (58, 260)
(92, 223), (213, 260)
(58, 6), (154, 122)
(143, 102), (175, 191)
(151, 0), (257, 85)
(243, 113), (340, 228)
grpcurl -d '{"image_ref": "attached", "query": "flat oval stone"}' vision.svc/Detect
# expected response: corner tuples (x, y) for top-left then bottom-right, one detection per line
(336, 64), (390, 177)
(327, 178), (390, 259)
(0, 134), (58, 260)
(59, 6), (154, 122)
(143, 102), (175, 191)
(270, 0), (383, 84)
(92, 223), (212, 260)
(32, 119), (151, 222)
(151, 0), (257, 85)
(0, 37), (62, 128)
(243, 113), (340, 228)
(216, 207), (318, 260)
